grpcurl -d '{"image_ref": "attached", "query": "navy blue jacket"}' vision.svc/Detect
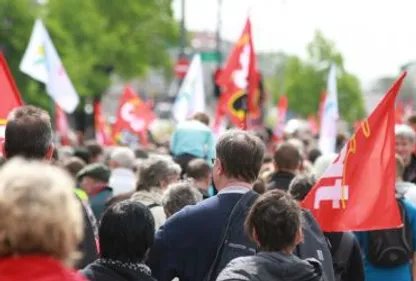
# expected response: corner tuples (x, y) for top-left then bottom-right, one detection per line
(146, 192), (244, 281)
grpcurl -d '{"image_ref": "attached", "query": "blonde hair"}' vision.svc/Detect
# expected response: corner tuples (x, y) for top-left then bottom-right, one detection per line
(0, 158), (83, 265)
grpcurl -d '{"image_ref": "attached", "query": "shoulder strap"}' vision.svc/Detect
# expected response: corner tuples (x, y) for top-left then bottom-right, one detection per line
(204, 191), (258, 281)
(148, 203), (161, 209)
(333, 232), (354, 269)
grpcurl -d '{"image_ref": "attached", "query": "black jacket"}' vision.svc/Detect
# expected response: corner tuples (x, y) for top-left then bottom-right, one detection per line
(266, 171), (296, 192)
(76, 196), (99, 269)
(216, 252), (323, 281)
(81, 260), (156, 281)
(324, 232), (364, 281)
(404, 154), (416, 184)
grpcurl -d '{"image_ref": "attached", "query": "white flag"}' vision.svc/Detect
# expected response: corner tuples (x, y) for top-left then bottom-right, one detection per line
(20, 19), (79, 113)
(172, 54), (205, 122)
(318, 63), (339, 154)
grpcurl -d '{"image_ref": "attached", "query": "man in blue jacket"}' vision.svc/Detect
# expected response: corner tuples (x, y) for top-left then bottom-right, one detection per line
(147, 130), (265, 281)
(171, 112), (215, 177)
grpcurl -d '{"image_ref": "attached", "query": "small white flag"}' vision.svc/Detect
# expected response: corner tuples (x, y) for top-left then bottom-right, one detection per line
(172, 54), (205, 122)
(319, 63), (339, 154)
(20, 19), (79, 113)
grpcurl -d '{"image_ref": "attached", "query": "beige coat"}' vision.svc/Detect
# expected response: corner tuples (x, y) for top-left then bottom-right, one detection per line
(131, 187), (166, 231)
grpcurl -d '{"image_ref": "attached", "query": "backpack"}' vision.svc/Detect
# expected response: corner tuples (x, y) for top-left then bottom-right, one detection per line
(204, 191), (259, 281)
(330, 232), (354, 281)
(296, 210), (336, 281)
(368, 199), (413, 267)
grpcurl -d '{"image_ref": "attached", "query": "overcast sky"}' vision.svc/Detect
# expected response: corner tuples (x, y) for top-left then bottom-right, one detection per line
(172, 0), (416, 88)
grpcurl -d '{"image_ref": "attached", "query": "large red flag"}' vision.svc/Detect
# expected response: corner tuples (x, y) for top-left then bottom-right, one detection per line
(55, 104), (71, 146)
(217, 18), (258, 129)
(113, 87), (155, 145)
(94, 101), (115, 146)
(302, 73), (406, 232)
(0, 53), (23, 155)
(395, 102), (404, 124)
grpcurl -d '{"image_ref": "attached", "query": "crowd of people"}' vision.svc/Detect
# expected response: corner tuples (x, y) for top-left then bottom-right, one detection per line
(1, 105), (416, 281)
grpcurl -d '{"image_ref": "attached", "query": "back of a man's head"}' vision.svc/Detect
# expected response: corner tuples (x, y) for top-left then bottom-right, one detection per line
(192, 112), (210, 126)
(186, 158), (211, 181)
(4, 106), (52, 160)
(273, 142), (302, 172)
(162, 181), (203, 217)
(110, 147), (135, 170)
(216, 130), (265, 183)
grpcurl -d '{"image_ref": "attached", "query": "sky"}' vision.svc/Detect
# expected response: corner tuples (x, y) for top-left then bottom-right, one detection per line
(172, 0), (416, 89)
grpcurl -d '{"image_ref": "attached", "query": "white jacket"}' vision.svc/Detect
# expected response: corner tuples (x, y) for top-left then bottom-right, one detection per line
(396, 181), (416, 206)
(131, 187), (166, 231)
(109, 168), (137, 196)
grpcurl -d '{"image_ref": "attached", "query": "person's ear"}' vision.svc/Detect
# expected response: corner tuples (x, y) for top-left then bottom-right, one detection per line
(45, 144), (54, 161)
(252, 229), (261, 248)
(295, 226), (304, 245)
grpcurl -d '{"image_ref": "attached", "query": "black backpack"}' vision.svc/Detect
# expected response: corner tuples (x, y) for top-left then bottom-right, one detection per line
(204, 191), (259, 281)
(330, 232), (355, 281)
(368, 199), (413, 267)
(296, 210), (336, 281)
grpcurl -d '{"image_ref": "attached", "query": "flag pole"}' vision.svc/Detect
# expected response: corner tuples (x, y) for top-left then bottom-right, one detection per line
(241, 93), (248, 130)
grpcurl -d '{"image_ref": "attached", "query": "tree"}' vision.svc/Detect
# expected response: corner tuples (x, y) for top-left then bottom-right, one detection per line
(0, 0), (179, 110)
(268, 31), (366, 124)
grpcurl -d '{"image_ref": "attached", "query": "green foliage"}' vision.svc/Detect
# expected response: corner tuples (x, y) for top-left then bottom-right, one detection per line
(0, 0), (178, 110)
(269, 30), (365, 124)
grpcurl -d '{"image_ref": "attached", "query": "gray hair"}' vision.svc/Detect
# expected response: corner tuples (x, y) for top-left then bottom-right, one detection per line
(395, 124), (416, 144)
(136, 156), (181, 191)
(161, 181), (203, 216)
(110, 147), (136, 169)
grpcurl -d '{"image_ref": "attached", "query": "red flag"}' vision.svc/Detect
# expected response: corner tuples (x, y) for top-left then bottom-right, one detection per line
(396, 102), (404, 124)
(55, 104), (71, 145)
(274, 95), (288, 139)
(217, 18), (258, 129)
(308, 115), (319, 135)
(113, 87), (155, 145)
(94, 101), (115, 146)
(0, 53), (23, 155)
(302, 73), (406, 232)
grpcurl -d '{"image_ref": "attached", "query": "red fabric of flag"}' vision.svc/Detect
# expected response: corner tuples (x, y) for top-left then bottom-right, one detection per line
(0, 53), (23, 155)
(113, 87), (155, 145)
(302, 73), (406, 232)
(217, 18), (258, 129)
(94, 101), (115, 146)
(55, 105), (71, 145)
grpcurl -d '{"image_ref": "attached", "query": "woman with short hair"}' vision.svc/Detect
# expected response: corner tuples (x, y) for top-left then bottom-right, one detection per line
(81, 200), (156, 281)
(0, 158), (86, 281)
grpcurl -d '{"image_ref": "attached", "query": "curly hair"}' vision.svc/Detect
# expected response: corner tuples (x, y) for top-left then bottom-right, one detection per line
(0, 158), (83, 265)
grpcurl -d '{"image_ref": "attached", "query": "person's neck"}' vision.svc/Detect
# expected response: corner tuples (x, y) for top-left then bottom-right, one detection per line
(216, 179), (252, 191)
(194, 180), (209, 191)
(277, 168), (296, 175)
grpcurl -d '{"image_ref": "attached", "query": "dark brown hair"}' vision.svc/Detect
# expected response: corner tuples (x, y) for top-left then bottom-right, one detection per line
(216, 130), (265, 183)
(273, 142), (302, 171)
(245, 190), (302, 252)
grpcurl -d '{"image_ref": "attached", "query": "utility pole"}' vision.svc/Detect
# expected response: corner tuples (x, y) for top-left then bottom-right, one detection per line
(215, 0), (223, 67)
(179, 0), (186, 57)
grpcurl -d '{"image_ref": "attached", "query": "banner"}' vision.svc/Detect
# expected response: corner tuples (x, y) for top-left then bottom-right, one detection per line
(20, 19), (79, 113)
(94, 101), (115, 146)
(302, 73), (406, 232)
(113, 87), (155, 145)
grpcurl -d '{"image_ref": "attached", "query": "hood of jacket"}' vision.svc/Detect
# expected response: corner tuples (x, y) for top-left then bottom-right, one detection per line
(217, 251), (322, 281)
(131, 187), (163, 205)
(396, 181), (416, 198)
(0, 255), (87, 281)
(81, 259), (155, 281)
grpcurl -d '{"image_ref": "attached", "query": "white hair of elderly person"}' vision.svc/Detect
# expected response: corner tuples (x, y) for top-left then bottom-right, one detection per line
(0, 158), (85, 281)
(108, 146), (137, 196)
(313, 153), (338, 180)
(132, 156), (181, 230)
